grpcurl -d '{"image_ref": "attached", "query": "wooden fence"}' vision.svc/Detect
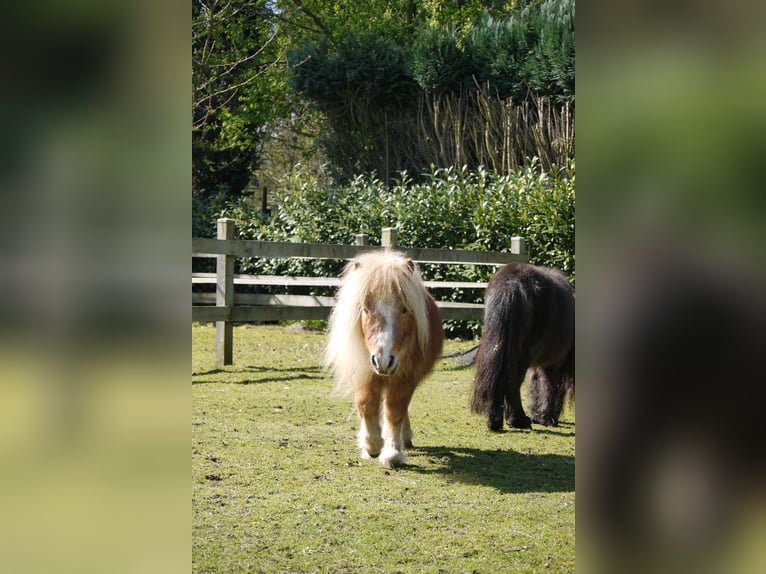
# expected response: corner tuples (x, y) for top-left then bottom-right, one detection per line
(193, 218), (527, 365)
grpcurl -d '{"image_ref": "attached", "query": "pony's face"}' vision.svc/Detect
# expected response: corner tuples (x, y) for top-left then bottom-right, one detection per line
(360, 292), (416, 377)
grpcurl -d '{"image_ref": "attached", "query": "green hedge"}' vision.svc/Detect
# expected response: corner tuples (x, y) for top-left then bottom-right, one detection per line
(193, 161), (574, 336)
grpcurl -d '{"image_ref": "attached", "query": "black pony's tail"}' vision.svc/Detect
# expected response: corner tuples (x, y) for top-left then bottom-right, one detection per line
(471, 283), (520, 415)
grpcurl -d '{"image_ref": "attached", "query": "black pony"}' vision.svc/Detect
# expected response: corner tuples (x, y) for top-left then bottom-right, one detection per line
(471, 263), (574, 431)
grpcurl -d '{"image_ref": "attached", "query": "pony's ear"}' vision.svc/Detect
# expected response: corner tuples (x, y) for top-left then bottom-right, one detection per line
(405, 258), (416, 273)
(352, 260), (362, 270)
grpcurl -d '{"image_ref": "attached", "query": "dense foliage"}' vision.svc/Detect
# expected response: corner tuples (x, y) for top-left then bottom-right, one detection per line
(413, 2), (575, 102)
(192, 0), (575, 196)
(193, 161), (574, 337)
(192, 0), (286, 198)
(288, 0), (575, 181)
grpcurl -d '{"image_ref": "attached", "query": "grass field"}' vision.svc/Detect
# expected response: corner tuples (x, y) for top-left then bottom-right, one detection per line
(192, 324), (575, 573)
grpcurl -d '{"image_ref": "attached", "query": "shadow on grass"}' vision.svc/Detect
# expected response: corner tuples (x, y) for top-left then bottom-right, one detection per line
(439, 361), (475, 373)
(192, 365), (325, 385)
(530, 422), (576, 438)
(407, 445), (575, 493)
(439, 347), (479, 371)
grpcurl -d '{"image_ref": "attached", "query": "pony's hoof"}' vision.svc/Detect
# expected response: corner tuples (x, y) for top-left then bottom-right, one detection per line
(359, 436), (383, 458)
(404, 439), (414, 449)
(532, 415), (558, 427)
(507, 414), (532, 429)
(487, 418), (504, 432)
(379, 447), (406, 468)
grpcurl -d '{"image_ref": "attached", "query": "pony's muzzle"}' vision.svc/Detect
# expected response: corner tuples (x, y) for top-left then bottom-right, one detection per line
(371, 353), (398, 376)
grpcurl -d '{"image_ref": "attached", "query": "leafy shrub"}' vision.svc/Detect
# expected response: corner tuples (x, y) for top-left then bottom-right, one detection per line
(193, 162), (574, 337)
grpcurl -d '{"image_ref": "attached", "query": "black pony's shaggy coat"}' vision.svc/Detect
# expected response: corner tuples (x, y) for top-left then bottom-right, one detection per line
(471, 263), (574, 431)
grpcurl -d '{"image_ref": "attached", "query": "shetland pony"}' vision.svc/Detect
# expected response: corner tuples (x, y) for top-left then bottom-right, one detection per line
(471, 263), (574, 431)
(325, 250), (444, 468)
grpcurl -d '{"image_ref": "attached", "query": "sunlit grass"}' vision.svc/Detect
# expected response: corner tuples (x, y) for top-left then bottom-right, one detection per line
(193, 324), (574, 573)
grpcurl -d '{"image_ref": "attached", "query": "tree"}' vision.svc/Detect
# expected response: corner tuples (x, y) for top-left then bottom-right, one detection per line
(276, 0), (420, 48)
(285, 0), (574, 180)
(190, 0), (570, 196)
(192, 0), (287, 197)
(279, 0), (523, 46)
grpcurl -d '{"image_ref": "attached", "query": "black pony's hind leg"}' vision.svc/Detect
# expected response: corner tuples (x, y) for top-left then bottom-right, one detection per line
(487, 405), (504, 431)
(487, 372), (506, 431)
(529, 366), (564, 426)
(504, 364), (532, 429)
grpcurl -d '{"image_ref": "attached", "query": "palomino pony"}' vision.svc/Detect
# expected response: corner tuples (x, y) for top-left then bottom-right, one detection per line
(325, 250), (444, 468)
(471, 263), (574, 431)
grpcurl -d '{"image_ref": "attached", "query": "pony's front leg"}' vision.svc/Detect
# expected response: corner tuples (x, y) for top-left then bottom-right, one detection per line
(379, 385), (414, 468)
(355, 385), (383, 459)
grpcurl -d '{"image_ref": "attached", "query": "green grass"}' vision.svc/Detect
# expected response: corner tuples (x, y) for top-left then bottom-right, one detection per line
(193, 324), (575, 573)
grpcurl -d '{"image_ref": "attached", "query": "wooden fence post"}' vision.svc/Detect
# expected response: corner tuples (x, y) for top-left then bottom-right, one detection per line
(260, 187), (269, 216)
(355, 233), (369, 246)
(511, 236), (527, 258)
(216, 218), (235, 366)
(381, 227), (397, 248)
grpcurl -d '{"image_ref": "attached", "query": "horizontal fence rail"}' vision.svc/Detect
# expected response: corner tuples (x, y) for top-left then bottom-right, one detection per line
(192, 273), (490, 290)
(193, 237), (525, 266)
(193, 219), (527, 365)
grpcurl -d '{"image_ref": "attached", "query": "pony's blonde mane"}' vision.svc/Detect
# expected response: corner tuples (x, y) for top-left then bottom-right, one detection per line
(325, 249), (432, 395)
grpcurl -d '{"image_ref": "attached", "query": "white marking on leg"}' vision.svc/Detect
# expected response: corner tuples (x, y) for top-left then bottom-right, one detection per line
(358, 416), (383, 458)
(379, 413), (406, 468)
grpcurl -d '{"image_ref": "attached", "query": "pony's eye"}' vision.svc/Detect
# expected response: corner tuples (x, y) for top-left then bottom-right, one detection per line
(362, 308), (369, 315)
